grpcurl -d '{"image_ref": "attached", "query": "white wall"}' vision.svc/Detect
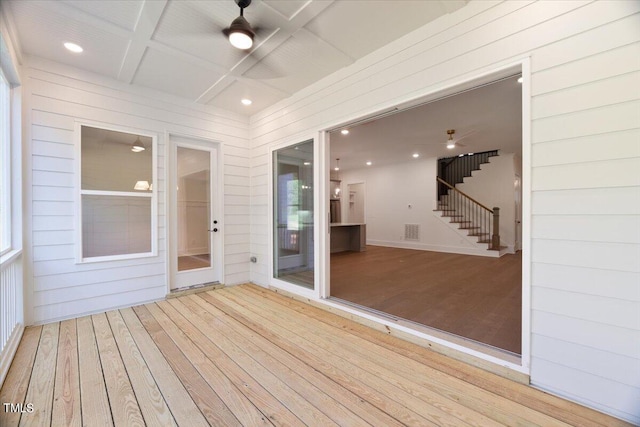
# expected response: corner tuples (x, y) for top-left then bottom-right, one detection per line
(248, 1), (640, 423)
(23, 56), (251, 325)
(338, 158), (481, 253)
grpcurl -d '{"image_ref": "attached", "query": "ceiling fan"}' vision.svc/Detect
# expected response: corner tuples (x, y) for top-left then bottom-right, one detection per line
(223, 0), (258, 50)
(442, 129), (478, 149)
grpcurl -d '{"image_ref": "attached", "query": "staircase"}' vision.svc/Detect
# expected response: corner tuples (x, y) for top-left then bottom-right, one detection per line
(434, 178), (507, 257)
(438, 150), (499, 198)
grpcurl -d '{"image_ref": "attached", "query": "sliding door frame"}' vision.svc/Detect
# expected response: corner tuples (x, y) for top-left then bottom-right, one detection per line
(317, 59), (532, 375)
(268, 135), (326, 300)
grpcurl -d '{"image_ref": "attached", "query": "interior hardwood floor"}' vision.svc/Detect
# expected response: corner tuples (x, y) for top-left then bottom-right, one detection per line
(1, 285), (631, 427)
(331, 245), (522, 354)
(178, 254), (210, 271)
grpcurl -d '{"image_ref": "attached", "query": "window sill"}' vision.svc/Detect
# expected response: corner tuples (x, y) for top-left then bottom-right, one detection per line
(0, 248), (22, 265)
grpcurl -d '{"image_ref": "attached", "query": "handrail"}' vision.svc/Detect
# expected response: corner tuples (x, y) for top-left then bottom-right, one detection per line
(436, 177), (494, 213)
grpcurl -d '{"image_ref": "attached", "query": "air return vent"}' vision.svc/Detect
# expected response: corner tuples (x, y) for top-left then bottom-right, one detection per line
(404, 224), (420, 241)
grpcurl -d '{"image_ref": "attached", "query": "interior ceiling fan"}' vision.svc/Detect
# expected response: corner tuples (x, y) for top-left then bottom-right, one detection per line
(442, 129), (477, 149)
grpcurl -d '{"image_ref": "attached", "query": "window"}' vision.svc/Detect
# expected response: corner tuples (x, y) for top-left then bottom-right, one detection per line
(0, 69), (11, 254)
(78, 125), (156, 261)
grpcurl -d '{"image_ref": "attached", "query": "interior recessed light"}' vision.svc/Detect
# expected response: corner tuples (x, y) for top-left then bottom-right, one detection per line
(241, 98), (252, 105)
(64, 42), (83, 53)
(366, 161), (372, 166)
(341, 129), (349, 135)
(517, 76), (523, 83)
(412, 153), (419, 158)
(303, 162), (311, 166)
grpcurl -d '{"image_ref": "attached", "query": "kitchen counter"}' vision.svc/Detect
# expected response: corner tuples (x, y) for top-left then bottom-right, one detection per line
(330, 223), (366, 253)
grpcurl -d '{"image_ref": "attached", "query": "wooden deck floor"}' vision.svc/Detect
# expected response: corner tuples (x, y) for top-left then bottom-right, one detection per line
(0, 284), (631, 426)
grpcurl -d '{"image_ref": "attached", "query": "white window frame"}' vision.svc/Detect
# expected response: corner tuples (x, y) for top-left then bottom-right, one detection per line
(75, 121), (158, 263)
(0, 68), (11, 256)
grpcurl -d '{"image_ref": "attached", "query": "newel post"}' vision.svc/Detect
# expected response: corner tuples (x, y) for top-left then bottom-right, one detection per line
(491, 207), (500, 250)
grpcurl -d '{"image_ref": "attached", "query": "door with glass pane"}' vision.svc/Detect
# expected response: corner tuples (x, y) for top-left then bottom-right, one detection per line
(173, 142), (219, 289)
(273, 140), (314, 289)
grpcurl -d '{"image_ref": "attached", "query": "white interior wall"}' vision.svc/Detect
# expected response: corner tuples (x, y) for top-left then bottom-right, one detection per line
(338, 158), (479, 253)
(339, 153), (517, 252)
(24, 56), (251, 325)
(249, 1), (640, 423)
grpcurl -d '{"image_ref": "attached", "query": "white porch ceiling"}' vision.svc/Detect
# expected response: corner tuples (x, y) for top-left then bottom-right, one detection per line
(3, 0), (468, 116)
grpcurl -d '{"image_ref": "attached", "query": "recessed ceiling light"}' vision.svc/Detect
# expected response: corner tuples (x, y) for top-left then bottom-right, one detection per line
(412, 153), (419, 158)
(517, 76), (523, 83)
(366, 161), (372, 166)
(341, 129), (349, 135)
(64, 42), (83, 53)
(241, 98), (252, 105)
(303, 162), (311, 166)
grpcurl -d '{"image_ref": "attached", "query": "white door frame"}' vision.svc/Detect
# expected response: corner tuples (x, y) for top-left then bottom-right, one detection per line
(167, 132), (224, 292)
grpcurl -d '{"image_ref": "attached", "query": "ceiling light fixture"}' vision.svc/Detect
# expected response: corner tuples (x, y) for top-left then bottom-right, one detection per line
(517, 76), (523, 83)
(334, 158), (340, 171)
(366, 161), (372, 166)
(224, 0), (255, 50)
(412, 153), (419, 158)
(446, 129), (456, 149)
(341, 129), (349, 135)
(64, 42), (83, 53)
(303, 161), (311, 166)
(241, 98), (252, 105)
(131, 136), (145, 152)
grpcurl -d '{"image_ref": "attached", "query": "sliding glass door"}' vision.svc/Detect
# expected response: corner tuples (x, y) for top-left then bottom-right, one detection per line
(273, 140), (314, 289)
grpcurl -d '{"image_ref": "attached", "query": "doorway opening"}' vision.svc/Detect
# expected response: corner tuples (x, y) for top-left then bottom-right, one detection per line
(327, 72), (524, 356)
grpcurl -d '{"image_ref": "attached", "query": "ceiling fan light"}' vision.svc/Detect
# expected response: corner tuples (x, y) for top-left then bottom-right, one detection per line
(446, 142), (455, 149)
(131, 136), (145, 152)
(226, 16), (254, 50)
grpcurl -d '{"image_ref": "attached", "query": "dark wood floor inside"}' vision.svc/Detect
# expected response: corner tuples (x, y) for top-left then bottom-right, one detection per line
(331, 246), (522, 354)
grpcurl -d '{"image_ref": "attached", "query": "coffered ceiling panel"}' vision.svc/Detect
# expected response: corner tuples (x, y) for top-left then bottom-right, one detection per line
(243, 31), (352, 94)
(6, 0), (130, 78)
(133, 47), (224, 100)
(151, 0), (247, 70)
(207, 79), (284, 116)
(263, 0), (309, 20)
(304, 1), (452, 59)
(60, 0), (144, 32)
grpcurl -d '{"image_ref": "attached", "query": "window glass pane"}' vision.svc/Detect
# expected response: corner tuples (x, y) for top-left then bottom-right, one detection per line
(273, 140), (314, 289)
(0, 70), (10, 252)
(81, 126), (153, 192)
(82, 195), (151, 258)
(177, 147), (211, 271)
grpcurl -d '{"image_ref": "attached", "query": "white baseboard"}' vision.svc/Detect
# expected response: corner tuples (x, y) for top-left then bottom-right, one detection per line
(366, 239), (500, 257)
(0, 324), (24, 389)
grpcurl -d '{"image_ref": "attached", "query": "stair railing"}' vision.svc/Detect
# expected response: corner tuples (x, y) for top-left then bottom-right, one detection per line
(436, 177), (500, 250)
(438, 150), (499, 198)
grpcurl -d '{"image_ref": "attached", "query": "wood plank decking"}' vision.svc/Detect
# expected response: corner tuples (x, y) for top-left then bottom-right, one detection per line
(0, 284), (631, 426)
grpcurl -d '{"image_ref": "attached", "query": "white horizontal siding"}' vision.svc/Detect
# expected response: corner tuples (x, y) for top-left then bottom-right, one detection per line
(24, 57), (250, 324)
(247, 0), (640, 423)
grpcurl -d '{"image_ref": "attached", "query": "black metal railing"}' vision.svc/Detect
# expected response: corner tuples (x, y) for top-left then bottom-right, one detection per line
(438, 150), (499, 198)
(436, 177), (500, 250)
